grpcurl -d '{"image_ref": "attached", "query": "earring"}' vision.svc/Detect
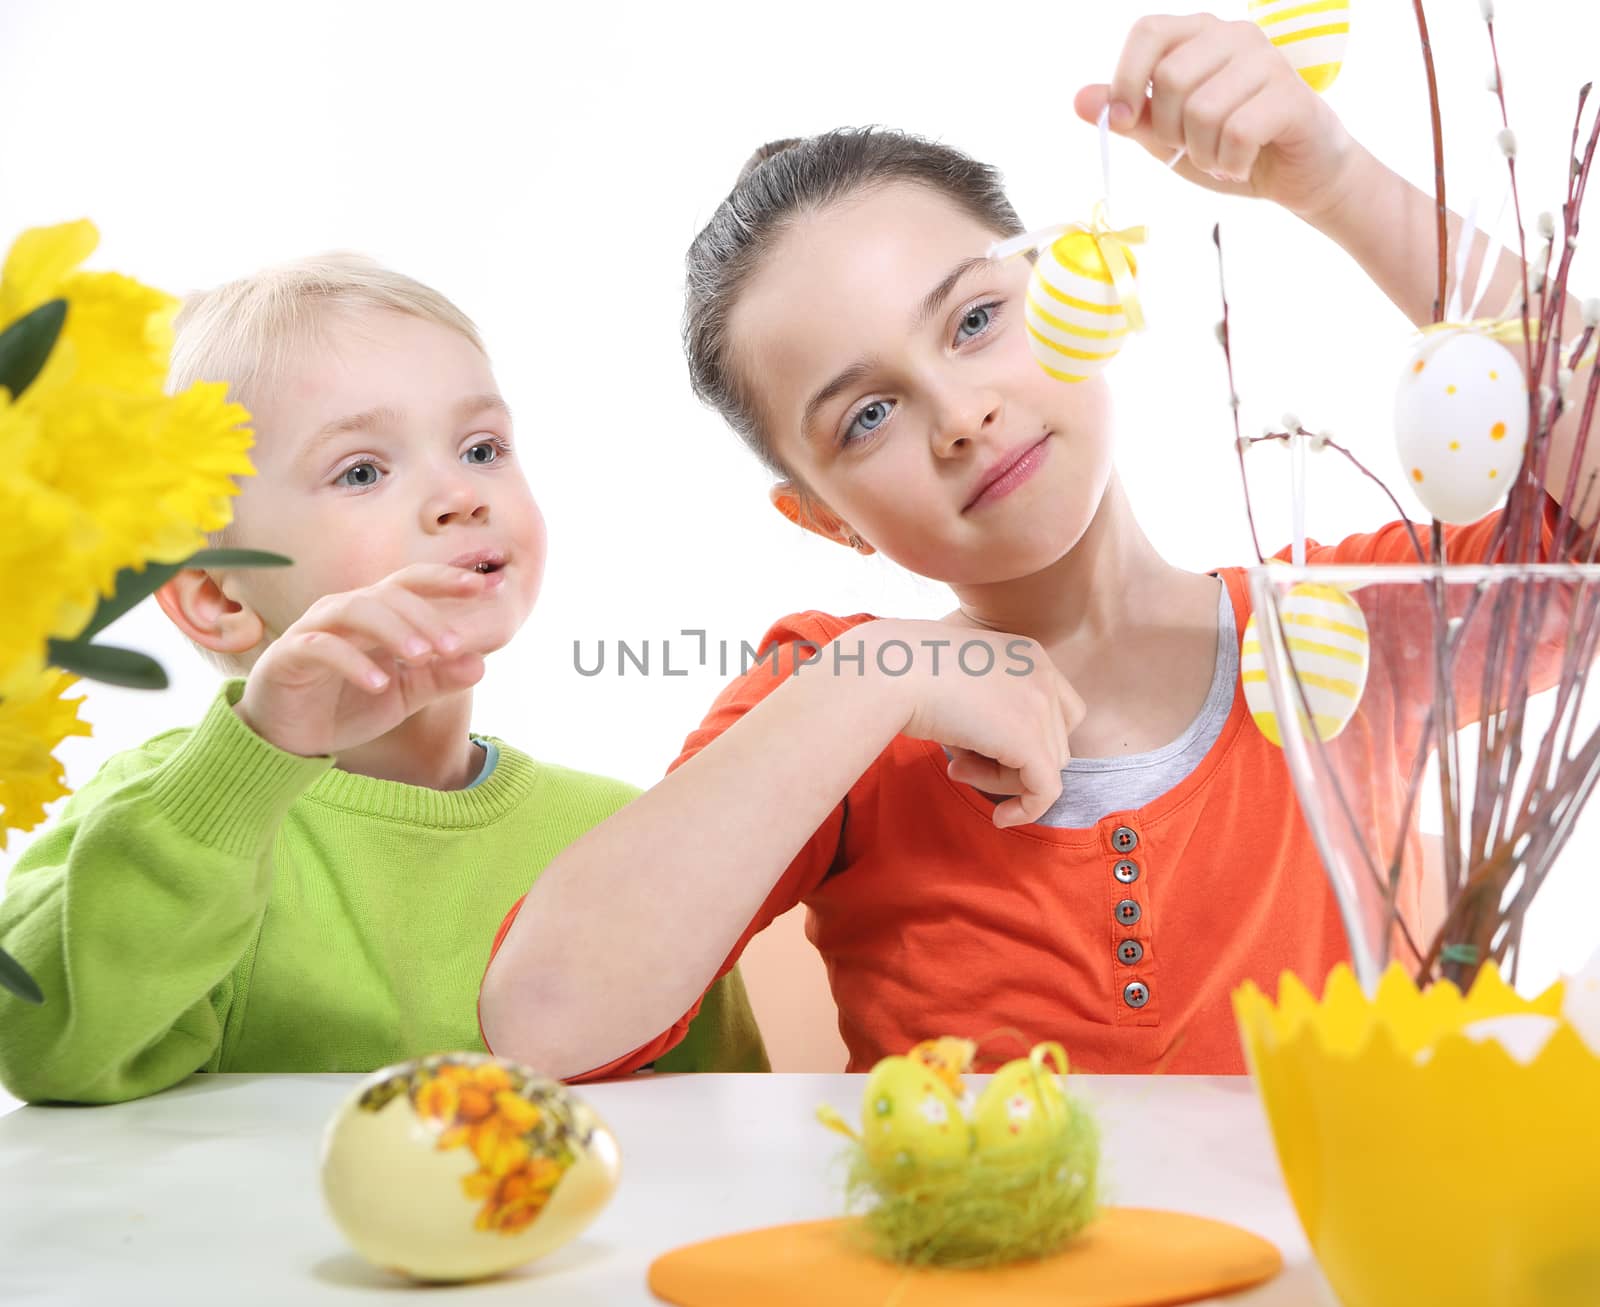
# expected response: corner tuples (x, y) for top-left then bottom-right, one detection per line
(846, 532), (868, 553)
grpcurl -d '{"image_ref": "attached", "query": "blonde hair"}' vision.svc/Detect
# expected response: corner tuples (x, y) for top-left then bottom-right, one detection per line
(169, 252), (486, 675)
(169, 250), (485, 408)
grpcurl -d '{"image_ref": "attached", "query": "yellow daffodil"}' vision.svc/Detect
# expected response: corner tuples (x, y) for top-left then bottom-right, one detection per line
(0, 671), (90, 850)
(0, 220), (256, 697)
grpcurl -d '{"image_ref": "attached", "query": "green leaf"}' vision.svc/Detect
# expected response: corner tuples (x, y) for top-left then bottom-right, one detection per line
(0, 947), (43, 1005)
(46, 640), (169, 690)
(76, 549), (290, 642)
(1440, 943), (1481, 966)
(0, 298), (67, 400)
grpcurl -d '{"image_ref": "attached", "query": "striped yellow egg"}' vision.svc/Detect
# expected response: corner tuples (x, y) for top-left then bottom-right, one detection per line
(1241, 582), (1369, 747)
(1025, 229), (1135, 383)
(1251, 0), (1349, 93)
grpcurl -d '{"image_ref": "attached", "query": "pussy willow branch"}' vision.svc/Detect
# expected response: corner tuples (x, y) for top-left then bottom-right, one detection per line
(1213, 225), (1265, 565)
(1412, 0), (1449, 323)
(1216, 8), (1600, 989)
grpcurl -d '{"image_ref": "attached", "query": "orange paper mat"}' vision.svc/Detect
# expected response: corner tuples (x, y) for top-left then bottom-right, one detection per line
(649, 1206), (1281, 1307)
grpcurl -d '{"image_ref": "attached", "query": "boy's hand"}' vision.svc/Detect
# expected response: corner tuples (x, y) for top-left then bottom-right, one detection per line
(1075, 13), (1361, 222)
(235, 564), (491, 758)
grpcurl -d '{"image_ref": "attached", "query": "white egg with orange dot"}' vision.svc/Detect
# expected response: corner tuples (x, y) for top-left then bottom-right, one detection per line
(1024, 229), (1135, 383)
(1395, 328), (1528, 524)
(1241, 581), (1370, 748)
(1251, 0), (1349, 93)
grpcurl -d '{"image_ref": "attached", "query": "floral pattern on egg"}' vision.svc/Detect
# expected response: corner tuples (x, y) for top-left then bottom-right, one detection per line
(1395, 328), (1528, 524)
(320, 1052), (621, 1283)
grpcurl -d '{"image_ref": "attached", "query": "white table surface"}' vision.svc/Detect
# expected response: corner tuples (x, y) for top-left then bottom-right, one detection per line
(0, 1073), (1336, 1306)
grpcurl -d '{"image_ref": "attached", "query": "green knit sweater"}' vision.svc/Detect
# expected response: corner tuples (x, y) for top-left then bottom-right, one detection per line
(0, 682), (767, 1103)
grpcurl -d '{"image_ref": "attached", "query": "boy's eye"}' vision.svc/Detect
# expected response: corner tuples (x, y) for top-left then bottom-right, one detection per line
(463, 441), (500, 465)
(844, 399), (895, 445)
(955, 304), (995, 342)
(338, 462), (381, 488)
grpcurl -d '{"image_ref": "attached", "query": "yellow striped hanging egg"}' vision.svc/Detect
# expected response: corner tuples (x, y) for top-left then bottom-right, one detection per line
(1025, 229), (1135, 384)
(1250, 0), (1350, 93)
(1240, 581), (1369, 747)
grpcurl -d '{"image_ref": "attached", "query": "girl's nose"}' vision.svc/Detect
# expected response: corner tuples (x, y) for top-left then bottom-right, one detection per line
(931, 383), (1005, 457)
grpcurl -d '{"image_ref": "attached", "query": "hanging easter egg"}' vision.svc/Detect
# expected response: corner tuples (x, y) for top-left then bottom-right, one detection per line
(859, 1054), (973, 1172)
(320, 1052), (620, 1283)
(1241, 582), (1370, 748)
(1251, 0), (1349, 93)
(1395, 328), (1528, 524)
(971, 1042), (1071, 1158)
(1025, 228), (1137, 383)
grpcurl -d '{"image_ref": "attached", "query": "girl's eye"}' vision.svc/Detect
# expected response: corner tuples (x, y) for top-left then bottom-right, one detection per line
(338, 462), (382, 488)
(463, 436), (511, 465)
(955, 303), (998, 343)
(843, 399), (895, 446)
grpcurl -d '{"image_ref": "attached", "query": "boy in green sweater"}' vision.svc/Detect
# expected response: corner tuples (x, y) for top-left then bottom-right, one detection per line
(0, 254), (767, 1103)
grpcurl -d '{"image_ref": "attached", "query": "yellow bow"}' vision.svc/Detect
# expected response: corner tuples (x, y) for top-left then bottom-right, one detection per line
(1078, 199), (1147, 333)
(1418, 317), (1529, 347)
(991, 203), (1147, 332)
(1419, 317), (1600, 372)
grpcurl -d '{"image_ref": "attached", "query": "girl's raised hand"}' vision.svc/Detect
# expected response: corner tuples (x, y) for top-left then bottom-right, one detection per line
(1074, 13), (1359, 222)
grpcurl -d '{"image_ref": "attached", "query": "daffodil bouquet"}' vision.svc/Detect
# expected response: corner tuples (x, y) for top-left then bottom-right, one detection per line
(0, 221), (287, 1005)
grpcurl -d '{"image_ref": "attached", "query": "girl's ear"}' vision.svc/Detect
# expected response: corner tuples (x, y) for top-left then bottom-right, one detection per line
(155, 569), (266, 655)
(768, 482), (875, 554)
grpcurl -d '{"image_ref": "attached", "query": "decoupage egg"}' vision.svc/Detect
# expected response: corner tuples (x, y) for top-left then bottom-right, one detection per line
(860, 1054), (973, 1171)
(1395, 328), (1528, 524)
(1251, 0), (1349, 93)
(1025, 228), (1135, 383)
(971, 1043), (1071, 1158)
(1241, 582), (1370, 748)
(320, 1052), (620, 1283)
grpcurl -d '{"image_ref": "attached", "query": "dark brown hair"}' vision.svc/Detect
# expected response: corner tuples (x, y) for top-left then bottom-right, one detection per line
(683, 128), (1024, 476)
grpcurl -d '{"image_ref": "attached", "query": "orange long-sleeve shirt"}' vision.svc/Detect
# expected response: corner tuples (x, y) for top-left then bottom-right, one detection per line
(492, 510), (1566, 1078)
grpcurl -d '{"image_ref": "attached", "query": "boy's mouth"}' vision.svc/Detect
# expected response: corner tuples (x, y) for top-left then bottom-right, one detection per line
(449, 548), (508, 576)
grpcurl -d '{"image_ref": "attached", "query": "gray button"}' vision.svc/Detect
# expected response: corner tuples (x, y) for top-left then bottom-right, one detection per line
(1116, 899), (1142, 926)
(1118, 939), (1144, 965)
(1112, 826), (1139, 853)
(1124, 981), (1150, 1008)
(1114, 859), (1140, 884)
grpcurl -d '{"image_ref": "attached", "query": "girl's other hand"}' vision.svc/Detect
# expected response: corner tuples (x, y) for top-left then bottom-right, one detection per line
(864, 620), (1085, 829)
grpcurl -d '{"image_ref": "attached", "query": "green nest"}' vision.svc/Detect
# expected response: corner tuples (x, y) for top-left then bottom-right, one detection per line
(842, 1098), (1101, 1269)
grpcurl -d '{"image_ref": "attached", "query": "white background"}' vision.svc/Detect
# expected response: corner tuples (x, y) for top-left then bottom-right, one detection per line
(2, 0), (1598, 984)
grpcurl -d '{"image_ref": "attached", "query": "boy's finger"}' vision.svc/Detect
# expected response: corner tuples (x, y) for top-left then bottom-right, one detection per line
(285, 630), (391, 692)
(322, 593), (439, 662)
(389, 563), (491, 596)
(381, 585), (467, 655)
(1109, 13), (1213, 134)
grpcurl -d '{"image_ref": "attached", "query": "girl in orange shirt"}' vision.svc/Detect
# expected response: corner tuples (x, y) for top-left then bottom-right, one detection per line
(481, 13), (1588, 1077)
